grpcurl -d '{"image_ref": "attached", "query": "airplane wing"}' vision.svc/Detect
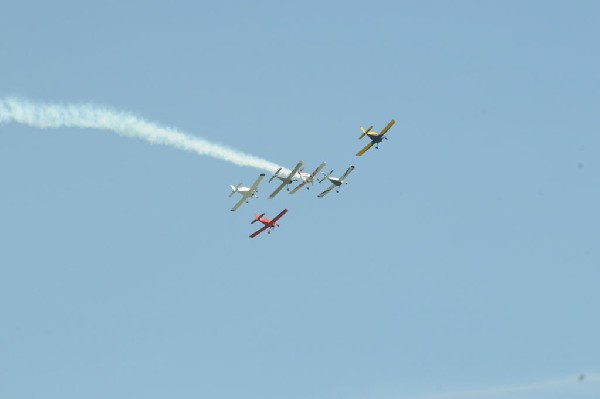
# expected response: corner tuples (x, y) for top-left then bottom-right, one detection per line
(289, 162), (326, 195)
(270, 209), (288, 224)
(311, 162), (327, 179)
(269, 180), (289, 199)
(249, 225), (269, 238)
(356, 142), (373, 156)
(317, 183), (336, 198)
(268, 161), (303, 199)
(377, 119), (395, 137)
(289, 181), (307, 195)
(249, 173), (266, 192)
(230, 195), (247, 212)
(339, 165), (355, 181)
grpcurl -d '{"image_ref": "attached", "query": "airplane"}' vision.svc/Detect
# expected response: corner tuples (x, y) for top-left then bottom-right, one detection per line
(268, 161), (303, 199)
(229, 173), (266, 211)
(356, 119), (395, 156)
(249, 209), (288, 238)
(317, 166), (355, 198)
(289, 161), (327, 194)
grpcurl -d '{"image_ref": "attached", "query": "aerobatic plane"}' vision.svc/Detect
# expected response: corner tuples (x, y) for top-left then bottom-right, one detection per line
(229, 173), (266, 211)
(317, 166), (355, 198)
(289, 161), (327, 194)
(268, 161), (303, 199)
(249, 209), (288, 238)
(356, 119), (395, 156)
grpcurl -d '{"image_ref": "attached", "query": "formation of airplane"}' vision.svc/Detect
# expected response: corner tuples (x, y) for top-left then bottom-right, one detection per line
(356, 119), (395, 156)
(229, 173), (265, 211)
(317, 166), (355, 198)
(249, 209), (288, 238)
(228, 118), (396, 237)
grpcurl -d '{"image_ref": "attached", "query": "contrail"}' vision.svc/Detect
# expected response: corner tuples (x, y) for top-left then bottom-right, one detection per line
(0, 97), (289, 174)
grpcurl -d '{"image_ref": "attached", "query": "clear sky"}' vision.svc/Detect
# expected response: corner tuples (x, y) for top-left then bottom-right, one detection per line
(1, 1), (599, 398)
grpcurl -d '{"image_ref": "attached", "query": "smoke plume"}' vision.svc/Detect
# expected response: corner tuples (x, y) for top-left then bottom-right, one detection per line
(0, 97), (287, 174)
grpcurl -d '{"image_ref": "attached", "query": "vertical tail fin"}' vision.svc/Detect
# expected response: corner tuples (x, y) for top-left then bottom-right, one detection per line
(229, 183), (242, 197)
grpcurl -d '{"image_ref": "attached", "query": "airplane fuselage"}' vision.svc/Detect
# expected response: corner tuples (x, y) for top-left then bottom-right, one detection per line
(252, 216), (278, 235)
(328, 177), (343, 186)
(236, 187), (254, 196)
(232, 187), (258, 201)
(252, 213), (276, 227)
(258, 218), (275, 227)
(298, 171), (311, 181)
(367, 133), (383, 143)
(277, 175), (298, 183)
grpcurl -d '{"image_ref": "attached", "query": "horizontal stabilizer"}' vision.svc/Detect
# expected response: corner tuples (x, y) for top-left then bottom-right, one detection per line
(318, 170), (334, 184)
(358, 125), (373, 140)
(269, 168), (282, 183)
(229, 183), (242, 197)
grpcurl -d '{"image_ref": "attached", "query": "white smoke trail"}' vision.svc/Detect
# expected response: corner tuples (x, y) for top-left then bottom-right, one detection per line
(0, 97), (289, 174)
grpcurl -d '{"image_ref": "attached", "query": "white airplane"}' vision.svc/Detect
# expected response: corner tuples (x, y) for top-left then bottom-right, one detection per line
(317, 166), (355, 198)
(289, 161), (327, 194)
(229, 173), (266, 211)
(268, 161), (303, 199)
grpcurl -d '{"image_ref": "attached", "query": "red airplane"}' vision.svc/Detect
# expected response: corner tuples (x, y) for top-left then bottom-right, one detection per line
(249, 209), (288, 238)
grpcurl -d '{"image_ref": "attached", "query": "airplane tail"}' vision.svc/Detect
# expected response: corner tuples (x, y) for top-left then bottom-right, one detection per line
(358, 125), (373, 140)
(229, 183), (242, 197)
(251, 212), (265, 224)
(268, 168), (282, 183)
(318, 170), (334, 184)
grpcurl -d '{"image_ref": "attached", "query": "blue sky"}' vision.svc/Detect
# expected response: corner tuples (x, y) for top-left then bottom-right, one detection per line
(1, 1), (599, 398)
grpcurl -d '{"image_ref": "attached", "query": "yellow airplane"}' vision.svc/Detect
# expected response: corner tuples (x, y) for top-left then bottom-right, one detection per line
(356, 119), (395, 156)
